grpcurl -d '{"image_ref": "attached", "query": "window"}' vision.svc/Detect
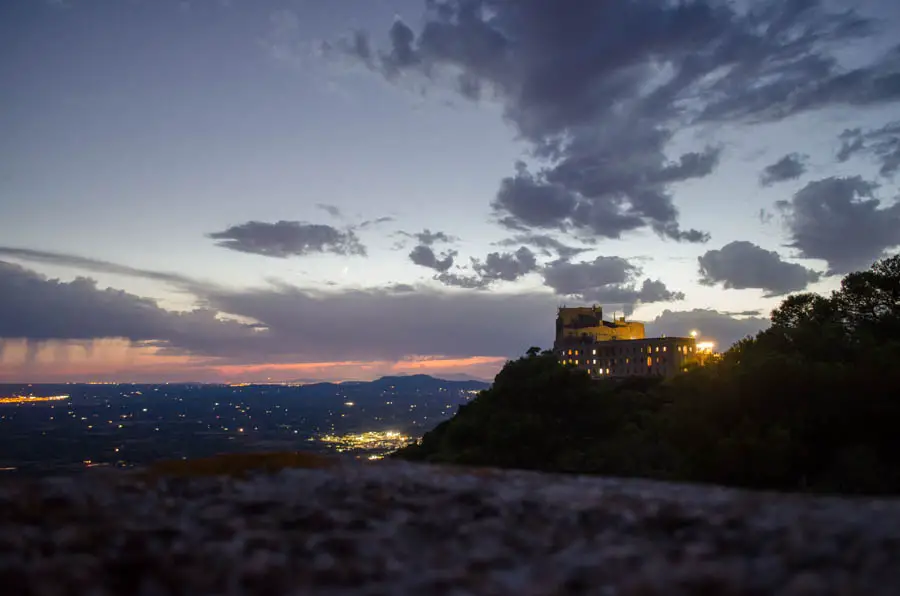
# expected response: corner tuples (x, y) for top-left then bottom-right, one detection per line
(592, 349), (597, 355)
(625, 358), (630, 364)
(606, 368), (610, 375)
(574, 350), (579, 356)
(647, 356), (652, 367)
(567, 350), (572, 356)
(663, 346), (667, 352)
(575, 360), (579, 365)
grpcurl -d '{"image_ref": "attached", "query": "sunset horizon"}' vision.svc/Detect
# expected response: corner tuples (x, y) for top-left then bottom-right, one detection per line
(3, 0), (898, 383)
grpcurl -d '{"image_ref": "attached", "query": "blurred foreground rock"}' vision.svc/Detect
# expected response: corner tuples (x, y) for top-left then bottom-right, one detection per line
(1, 458), (899, 595)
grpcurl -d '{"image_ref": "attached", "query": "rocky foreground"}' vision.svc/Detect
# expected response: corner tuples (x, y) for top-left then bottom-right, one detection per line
(1, 459), (899, 596)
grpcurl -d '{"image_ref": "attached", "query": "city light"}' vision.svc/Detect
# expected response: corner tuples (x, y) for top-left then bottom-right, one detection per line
(690, 330), (698, 338)
(697, 341), (716, 352)
(318, 430), (412, 455)
(0, 395), (70, 405)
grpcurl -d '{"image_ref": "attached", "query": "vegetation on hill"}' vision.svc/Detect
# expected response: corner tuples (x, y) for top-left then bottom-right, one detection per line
(394, 255), (900, 495)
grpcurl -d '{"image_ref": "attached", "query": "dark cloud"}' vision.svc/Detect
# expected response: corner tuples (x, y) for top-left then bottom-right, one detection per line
(759, 153), (809, 186)
(721, 310), (764, 318)
(0, 246), (197, 289)
(315, 204), (343, 218)
(776, 176), (900, 273)
(398, 229), (457, 246)
(647, 309), (770, 351)
(0, 258), (550, 362)
(208, 221), (366, 258)
(339, 0), (893, 244)
(541, 257), (683, 314)
(434, 271), (490, 290)
(837, 123), (900, 177)
(431, 247), (539, 289)
(409, 245), (457, 272)
(0, 261), (257, 352)
(1, 253), (764, 363)
(472, 247), (538, 283)
(698, 241), (821, 297)
(495, 234), (590, 260)
(758, 208), (775, 225)
(358, 216), (395, 229)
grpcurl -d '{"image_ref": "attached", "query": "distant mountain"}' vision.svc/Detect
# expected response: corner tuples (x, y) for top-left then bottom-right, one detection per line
(431, 372), (493, 383)
(289, 374), (490, 391)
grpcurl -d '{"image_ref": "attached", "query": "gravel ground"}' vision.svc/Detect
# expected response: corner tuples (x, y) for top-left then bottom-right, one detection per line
(1, 459), (899, 596)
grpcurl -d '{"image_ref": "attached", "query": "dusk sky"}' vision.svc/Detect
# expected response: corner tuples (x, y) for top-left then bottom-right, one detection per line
(2, 0), (900, 383)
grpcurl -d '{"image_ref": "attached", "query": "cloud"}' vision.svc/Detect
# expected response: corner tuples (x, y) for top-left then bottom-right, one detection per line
(197, 284), (556, 362)
(0, 261), (257, 351)
(698, 241), (821, 297)
(495, 234), (590, 260)
(759, 153), (809, 186)
(776, 176), (900, 274)
(472, 247), (538, 283)
(434, 247), (539, 289)
(434, 271), (490, 290)
(397, 228), (458, 247)
(337, 1), (893, 245)
(358, 216), (395, 229)
(837, 122), (900, 178)
(409, 245), (457, 272)
(208, 221), (367, 258)
(541, 256), (684, 314)
(315, 204), (343, 218)
(1, 253), (767, 371)
(646, 309), (770, 351)
(0, 246), (198, 289)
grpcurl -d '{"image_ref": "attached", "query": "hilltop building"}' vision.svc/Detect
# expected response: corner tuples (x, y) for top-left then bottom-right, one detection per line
(554, 306), (698, 378)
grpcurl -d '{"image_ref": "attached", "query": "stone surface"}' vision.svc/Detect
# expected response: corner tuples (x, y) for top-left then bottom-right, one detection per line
(1, 460), (899, 595)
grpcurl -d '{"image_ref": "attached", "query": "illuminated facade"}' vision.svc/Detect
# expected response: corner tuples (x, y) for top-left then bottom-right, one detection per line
(555, 306), (645, 343)
(554, 306), (698, 378)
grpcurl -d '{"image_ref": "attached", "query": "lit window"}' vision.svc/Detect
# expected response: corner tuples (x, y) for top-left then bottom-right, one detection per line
(568, 350), (572, 356)
(606, 368), (610, 375)
(626, 358), (630, 364)
(663, 346), (667, 352)
(592, 349), (597, 355)
(592, 359), (597, 364)
(575, 350), (579, 356)
(575, 360), (579, 365)
(655, 346), (660, 352)
(647, 356), (652, 367)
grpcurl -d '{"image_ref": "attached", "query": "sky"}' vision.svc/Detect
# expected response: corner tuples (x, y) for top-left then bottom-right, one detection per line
(2, 0), (899, 383)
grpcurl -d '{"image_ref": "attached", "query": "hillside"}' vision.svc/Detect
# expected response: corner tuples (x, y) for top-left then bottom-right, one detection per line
(395, 255), (900, 495)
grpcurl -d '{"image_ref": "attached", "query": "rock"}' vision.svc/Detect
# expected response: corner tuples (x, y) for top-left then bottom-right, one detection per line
(0, 460), (898, 595)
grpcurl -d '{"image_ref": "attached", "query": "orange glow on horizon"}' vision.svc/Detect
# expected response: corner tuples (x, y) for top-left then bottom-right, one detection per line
(0, 338), (506, 383)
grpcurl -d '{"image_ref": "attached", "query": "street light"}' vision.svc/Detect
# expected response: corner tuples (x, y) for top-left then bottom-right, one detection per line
(690, 330), (698, 338)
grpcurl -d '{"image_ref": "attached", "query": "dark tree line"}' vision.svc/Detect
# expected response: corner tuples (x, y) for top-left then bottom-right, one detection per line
(394, 255), (900, 495)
